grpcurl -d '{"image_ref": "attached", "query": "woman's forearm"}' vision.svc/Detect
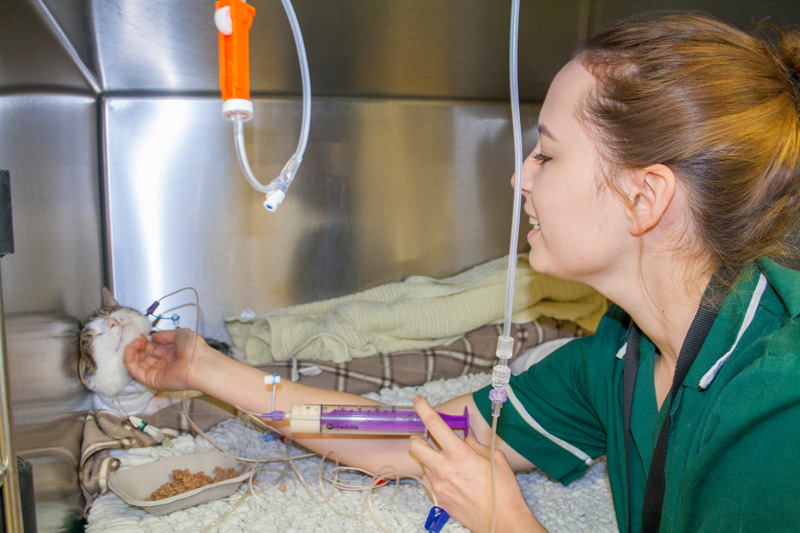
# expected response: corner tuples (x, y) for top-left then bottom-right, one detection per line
(189, 345), (544, 531)
(189, 345), (423, 475)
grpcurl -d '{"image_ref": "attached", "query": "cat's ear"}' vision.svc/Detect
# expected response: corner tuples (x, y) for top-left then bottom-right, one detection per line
(101, 287), (119, 309)
(77, 356), (92, 388)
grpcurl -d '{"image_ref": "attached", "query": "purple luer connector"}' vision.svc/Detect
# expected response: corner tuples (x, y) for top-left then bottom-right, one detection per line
(488, 388), (507, 403)
(319, 406), (469, 437)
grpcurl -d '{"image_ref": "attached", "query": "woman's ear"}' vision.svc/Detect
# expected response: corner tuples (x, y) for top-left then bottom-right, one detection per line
(625, 164), (676, 236)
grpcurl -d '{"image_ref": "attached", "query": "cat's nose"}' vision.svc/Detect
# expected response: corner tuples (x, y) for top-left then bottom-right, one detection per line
(106, 318), (120, 328)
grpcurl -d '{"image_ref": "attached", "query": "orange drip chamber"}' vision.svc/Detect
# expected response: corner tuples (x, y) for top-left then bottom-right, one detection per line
(216, 0), (256, 102)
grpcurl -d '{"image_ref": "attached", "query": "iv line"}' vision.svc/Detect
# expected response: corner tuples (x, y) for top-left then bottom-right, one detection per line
(220, 0), (312, 212)
(489, 0), (524, 418)
(489, 0), (524, 531)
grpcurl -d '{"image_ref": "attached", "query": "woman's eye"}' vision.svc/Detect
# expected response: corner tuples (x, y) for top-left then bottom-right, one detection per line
(532, 152), (552, 166)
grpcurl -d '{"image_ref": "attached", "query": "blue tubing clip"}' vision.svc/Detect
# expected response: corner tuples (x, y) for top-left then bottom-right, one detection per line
(425, 506), (450, 532)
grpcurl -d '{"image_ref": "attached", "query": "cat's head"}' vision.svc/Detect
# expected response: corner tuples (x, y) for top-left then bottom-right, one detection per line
(78, 287), (151, 396)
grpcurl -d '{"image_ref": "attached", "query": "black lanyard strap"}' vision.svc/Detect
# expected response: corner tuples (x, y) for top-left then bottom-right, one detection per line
(622, 281), (724, 532)
(622, 326), (642, 532)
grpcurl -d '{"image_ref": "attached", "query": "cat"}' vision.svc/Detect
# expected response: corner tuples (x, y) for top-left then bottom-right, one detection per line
(78, 287), (238, 416)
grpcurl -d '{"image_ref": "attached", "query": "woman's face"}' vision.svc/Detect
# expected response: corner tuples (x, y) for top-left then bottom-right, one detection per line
(514, 59), (631, 285)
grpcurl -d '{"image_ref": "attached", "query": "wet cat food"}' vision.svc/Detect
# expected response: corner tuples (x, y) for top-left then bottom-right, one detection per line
(146, 466), (241, 501)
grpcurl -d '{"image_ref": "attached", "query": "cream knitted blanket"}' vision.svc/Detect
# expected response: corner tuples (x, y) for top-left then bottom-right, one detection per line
(225, 255), (607, 364)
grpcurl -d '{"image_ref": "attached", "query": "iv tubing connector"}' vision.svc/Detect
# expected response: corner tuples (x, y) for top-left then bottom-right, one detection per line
(264, 190), (285, 211)
(495, 335), (514, 360)
(222, 98), (253, 122)
(490, 335), (514, 417)
(263, 154), (302, 211)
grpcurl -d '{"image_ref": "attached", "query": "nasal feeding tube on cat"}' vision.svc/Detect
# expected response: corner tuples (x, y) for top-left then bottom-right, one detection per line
(215, 0), (311, 212)
(145, 300), (180, 329)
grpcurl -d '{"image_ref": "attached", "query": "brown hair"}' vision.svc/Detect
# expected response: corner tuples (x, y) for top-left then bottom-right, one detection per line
(575, 12), (800, 285)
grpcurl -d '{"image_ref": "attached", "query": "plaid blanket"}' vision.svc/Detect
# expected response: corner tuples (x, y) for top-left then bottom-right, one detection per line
(253, 317), (587, 395)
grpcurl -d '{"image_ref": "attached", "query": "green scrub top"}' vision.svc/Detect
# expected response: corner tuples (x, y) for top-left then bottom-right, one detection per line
(473, 258), (800, 532)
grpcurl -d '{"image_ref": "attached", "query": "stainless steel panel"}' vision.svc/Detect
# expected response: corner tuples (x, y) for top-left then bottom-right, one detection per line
(6, 315), (88, 424)
(0, 0), (93, 93)
(0, 93), (101, 531)
(0, 95), (103, 317)
(13, 0), (800, 98)
(38, 0), (589, 101)
(5, 316), (86, 529)
(12, 413), (84, 532)
(106, 96), (540, 341)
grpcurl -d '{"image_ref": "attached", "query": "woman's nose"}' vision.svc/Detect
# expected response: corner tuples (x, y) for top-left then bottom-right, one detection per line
(510, 166), (533, 194)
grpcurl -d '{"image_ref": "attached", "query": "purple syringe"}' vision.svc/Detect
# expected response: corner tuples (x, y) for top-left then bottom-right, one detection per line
(286, 404), (469, 437)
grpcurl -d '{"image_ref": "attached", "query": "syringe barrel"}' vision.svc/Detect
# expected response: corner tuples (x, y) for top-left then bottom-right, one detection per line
(288, 404), (469, 436)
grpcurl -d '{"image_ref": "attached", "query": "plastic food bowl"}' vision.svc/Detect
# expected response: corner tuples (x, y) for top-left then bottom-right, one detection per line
(108, 450), (250, 515)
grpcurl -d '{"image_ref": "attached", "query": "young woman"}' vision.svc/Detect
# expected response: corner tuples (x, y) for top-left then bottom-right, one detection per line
(125, 12), (800, 532)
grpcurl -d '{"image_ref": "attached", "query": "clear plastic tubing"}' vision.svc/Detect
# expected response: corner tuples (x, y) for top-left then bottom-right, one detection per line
(489, 0), (523, 417)
(503, 0), (524, 339)
(489, 5), (522, 532)
(285, 404), (470, 436)
(233, 0), (311, 212)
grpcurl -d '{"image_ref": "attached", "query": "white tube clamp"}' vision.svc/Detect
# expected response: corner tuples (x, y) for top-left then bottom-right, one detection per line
(264, 375), (282, 386)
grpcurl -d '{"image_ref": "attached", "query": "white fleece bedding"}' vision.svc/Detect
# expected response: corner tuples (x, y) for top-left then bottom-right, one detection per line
(86, 373), (618, 532)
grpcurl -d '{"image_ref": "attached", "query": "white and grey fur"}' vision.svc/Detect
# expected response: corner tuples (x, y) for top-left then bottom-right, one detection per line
(78, 288), (155, 414)
(79, 289), (150, 395)
(78, 288), (239, 416)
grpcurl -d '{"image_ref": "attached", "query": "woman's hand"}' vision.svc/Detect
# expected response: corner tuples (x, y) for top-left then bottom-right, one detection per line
(123, 328), (210, 391)
(408, 396), (543, 533)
